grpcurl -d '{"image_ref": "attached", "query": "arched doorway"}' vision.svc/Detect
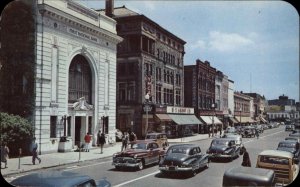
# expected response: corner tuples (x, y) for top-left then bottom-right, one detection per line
(68, 54), (93, 147)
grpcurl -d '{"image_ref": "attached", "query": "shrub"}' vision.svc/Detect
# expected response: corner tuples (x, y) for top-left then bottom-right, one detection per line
(0, 112), (34, 157)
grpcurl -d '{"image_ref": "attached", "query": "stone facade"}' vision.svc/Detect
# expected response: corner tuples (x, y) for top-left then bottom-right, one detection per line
(1, 0), (122, 154)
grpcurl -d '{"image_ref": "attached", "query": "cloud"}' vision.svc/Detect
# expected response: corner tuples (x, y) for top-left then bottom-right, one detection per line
(208, 31), (255, 52)
(189, 31), (255, 53)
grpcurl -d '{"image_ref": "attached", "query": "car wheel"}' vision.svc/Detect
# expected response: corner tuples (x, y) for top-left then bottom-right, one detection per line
(138, 160), (144, 170)
(115, 166), (121, 170)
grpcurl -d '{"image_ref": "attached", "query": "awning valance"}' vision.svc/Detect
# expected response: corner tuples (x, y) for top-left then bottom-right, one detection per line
(168, 114), (202, 125)
(199, 116), (223, 125)
(155, 114), (172, 121)
(236, 117), (256, 123)
(259, 116), (268, 123)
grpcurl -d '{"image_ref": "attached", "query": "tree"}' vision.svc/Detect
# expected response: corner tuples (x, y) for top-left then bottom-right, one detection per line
(0, 112), (34, 157)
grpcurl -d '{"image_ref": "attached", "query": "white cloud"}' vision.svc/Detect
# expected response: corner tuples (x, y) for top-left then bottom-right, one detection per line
(208, 31), (255, 52)
(190, 39), (206, 50)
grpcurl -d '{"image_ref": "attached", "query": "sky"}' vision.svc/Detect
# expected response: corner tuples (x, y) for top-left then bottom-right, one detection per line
(79, 0), (299, 102)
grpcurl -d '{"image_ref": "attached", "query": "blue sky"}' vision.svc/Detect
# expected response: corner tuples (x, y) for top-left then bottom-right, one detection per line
(79, 0), (299, 102)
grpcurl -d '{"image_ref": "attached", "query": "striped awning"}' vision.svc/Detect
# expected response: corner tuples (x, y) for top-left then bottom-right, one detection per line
(155, 114), (172, 121)
(199, 116), (223, 125)
(168, 114), (202, 125)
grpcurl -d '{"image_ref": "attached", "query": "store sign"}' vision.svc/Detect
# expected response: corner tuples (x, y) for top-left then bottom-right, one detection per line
(68, 27), (98, 43)
(167, 106), (194, 114)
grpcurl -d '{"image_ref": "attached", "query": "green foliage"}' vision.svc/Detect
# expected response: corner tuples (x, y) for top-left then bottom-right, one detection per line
(0, 112), (34, 156)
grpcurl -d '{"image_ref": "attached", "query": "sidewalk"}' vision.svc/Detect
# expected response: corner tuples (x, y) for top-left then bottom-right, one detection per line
(1, 133), (212, 177)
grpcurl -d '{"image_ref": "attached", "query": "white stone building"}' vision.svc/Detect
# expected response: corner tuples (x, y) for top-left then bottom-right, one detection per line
(1, 0), (122, 154)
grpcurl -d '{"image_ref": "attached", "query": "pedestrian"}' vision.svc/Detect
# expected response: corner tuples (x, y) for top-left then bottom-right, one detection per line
(98, 133), (106, 154)
(31, 137), (41, 165)
(84, 132), (92, 152)
(255, 128), (259, 139)
(241, 147), (251, 167)
(97, 130), (101, 147)
(219, 126), (222, 136)
(121, 131), (129, 151)
(208, 127), (211, 138)
(1, 142), (9, 168)
(129, 131), (137, 148)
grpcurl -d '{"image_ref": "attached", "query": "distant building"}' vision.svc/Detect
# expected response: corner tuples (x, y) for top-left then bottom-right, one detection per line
(0, 0), (122, 154)
(268, 94), (295, 106)
(215, 70), (229, 128)
(243, 93), (267, 123)
(234, 91), (255, 125)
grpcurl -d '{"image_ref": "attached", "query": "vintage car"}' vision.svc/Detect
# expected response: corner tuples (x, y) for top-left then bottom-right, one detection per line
(145, 132), (169, 147)
(285, 136), (300, 143)
(256, 150), (299, 185)
(112, 140), (165, 170)
(285, 124), (295, 131)
(241, 126), (256, 138)
(277, 140), (300, 162)
(158, 144), (209, 176)
(224, 127), (238, 135)
(221, 134), (244, 155)
(10, 171), (111, 187)
(206, 138), (240, 161)
(223, 166), (275, 187)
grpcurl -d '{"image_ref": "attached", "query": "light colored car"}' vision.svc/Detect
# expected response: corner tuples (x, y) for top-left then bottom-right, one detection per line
(222, 134), (244, 155)
(145, 132), (169, 147)
(256, 150), (299, 185)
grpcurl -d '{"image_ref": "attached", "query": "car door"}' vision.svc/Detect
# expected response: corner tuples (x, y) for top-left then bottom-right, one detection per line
(148, 143), (160, 164)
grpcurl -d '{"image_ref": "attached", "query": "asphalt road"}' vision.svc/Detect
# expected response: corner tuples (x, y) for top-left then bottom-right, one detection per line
(6, 126), (291, 187)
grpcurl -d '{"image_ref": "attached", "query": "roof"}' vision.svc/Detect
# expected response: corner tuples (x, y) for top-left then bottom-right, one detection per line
(258, 150), (294, 158)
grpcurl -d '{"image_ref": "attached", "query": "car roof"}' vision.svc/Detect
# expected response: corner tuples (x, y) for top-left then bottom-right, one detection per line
(224, 166), (274, 181)
(135, 140), (157, 144)
(10, 171), (93, 187)
(169, 144), (199, 149)
(278, 140), (298, 144)
(258, 150), (294, 158)
(214, 138), (233, 141)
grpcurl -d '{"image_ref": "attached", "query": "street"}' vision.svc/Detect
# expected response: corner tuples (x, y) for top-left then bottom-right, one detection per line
(5, 126), (294, 187)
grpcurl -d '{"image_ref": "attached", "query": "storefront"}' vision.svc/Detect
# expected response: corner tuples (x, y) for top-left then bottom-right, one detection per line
(199, 116), (223, 134)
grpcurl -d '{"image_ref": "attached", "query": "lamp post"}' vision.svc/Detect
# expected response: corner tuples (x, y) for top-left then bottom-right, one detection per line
(144, 93), (150, 136)
(211, 103), (216, 137)
(62, 115), (67, 137)
(239, 107), (242, 126)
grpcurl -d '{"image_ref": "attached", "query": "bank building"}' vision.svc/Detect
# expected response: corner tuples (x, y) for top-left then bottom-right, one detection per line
(0, 0), (122, 153)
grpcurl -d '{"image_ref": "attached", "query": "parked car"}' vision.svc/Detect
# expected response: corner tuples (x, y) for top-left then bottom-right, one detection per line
(285, 124), (295, 131)
(112, 140), (165, 170)
(221, 134), (244, 155)
(285, 136), (300, 143)
(159, 144), (209, 176)
(224, 127), (237, 135)
(289, 132), (300, 138)
(253, 124), (264, 133)
(276, 140), (300, 162)
(206, 138), (240, 161)
(223, 166), (275, 187)
(241, 126), (255, 138)
(10, 171), (111, 187)
(256, 150), (299, 185)
(145, 132), (169, 147)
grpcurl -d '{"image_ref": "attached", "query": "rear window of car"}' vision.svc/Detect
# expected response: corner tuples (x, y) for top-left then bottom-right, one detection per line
(260, 156), (289, 165)
(278, 143), (296, 148)
(168, 147), (188, 154)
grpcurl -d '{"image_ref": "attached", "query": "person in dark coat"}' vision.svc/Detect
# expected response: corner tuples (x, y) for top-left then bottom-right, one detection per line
(31, 137), (41, 165)
(98, 133), (106, 154)
(241, 147), (251, 167)
(1, 142), (9, 168)
(121, 132), (129, 151)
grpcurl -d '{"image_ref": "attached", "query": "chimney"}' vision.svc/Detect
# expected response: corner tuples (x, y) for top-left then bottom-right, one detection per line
(105, 0), (114, 17)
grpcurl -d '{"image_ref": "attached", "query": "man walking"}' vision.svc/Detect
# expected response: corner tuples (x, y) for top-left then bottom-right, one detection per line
(121, 131), (129, 151)
(31, 137), (41, 165)
(98, 132), (106, 154)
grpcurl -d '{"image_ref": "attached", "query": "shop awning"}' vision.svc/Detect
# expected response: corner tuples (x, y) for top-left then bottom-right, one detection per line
(155, 114), (172, 121)
(199, 116), (223, 125)
(236, 117), (256, 123)
(168, 114), (202, 125)
(229, 117), (239, 124)
(259, 116), (268, 123)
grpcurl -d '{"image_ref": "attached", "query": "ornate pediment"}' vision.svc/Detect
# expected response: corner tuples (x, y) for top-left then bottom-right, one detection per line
(73, 97), (93, 111)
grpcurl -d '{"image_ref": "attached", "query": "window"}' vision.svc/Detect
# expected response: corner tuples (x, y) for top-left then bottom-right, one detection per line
(68, 55), (92, 104)
(156, 85), (162, 104)
(50, 116), (57, 138)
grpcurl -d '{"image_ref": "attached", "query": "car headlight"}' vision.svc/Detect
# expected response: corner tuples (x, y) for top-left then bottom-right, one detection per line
(224, 149), (231, 154)
(113, 153), (117, 157)
(134, 154), (138, 158)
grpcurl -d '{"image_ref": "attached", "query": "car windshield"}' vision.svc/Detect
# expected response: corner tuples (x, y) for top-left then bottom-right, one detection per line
(260, 156), (289, 165)
(132, 143), (147, 150)
(168, 147), (188, 154)
(278, 143), (296, 149)
(212, 140), (228, 146)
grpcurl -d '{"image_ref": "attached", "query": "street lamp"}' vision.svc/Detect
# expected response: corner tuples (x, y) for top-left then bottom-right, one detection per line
(239, 107), (242, 126)
(211, 103), (216, 137)
(144, 93), (150, 136)
(61, 115), (67, 137)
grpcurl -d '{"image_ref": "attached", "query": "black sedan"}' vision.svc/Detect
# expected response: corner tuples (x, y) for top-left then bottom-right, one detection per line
(10, 171), (111, 187)
(207, 138), (240, 161)
(276, 140), (300, 162)
(159, 144), (209, 176)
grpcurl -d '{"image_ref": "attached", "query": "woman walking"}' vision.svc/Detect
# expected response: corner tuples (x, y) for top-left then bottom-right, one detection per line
(1, 142), (9, 168)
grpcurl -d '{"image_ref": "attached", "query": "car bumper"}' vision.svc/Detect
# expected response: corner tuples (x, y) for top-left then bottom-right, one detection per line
(209, 153), (233, 158)
(159, 166), (193, 172)
(112, 162), (139, 168)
